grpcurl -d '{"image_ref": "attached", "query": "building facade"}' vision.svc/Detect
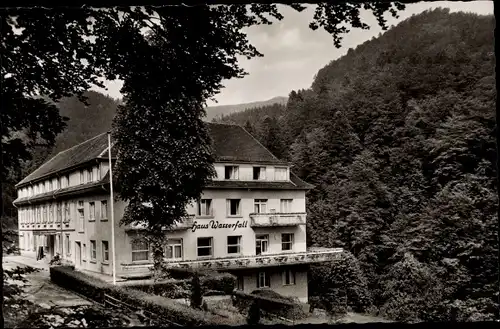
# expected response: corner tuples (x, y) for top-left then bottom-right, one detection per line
(14, 123), (341, 303)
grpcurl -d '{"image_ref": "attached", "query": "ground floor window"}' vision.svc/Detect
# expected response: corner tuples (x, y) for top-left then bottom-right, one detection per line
(255, 234), (269, 255)
(82, 243), (87, 261)
(90, 240), (97, 260)
(197, 237), (213, 257)
(227, 236), (241, 254)
(102, 241), (109, 262)
(131, 238), (149, 262)
(282, 269), (296, 285)
(65, 234), (71, 256)
(257, 271), (270, 288)
(166, 238), (183, 260)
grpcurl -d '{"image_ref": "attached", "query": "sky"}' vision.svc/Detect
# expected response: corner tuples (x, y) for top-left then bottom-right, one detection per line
(92, 1), (494, 106)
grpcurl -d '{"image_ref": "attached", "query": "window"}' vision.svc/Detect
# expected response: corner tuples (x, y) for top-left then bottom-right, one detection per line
(78, 209), (84, 232)
(55, 178), (60, 190)
(227, 236), (241, 254)
(253, 166), (266, 180)
(65, 235), (70, 255)
(95, 166), (101, 180)
(237, 276), (244, 291)
(166, 239), (183, 260)
(89, 202), (95, 221)
(257, 271), (270, 288)
(48, 180), (53, 191)
(224, 165), (239, 180)
(254, 199), (268, 214)
(90, 240), (97, 260)
(56, 203), (62, 223)
(197, 237), (213, 257)
(42, 205), (47, 223)
(49, 204), (54, 223)
(280, 199), (293, 213)
(197, 199), (213, 217)
(131, 238), (149, 262)
(101, 201), (108, 220)
(274, 167), (288, 181)
(282, 269), (296, 285)
(102, 241), (109, 262)
(82, 243), (87, 261)
(87, 169), (93, 182)
(282, 233), (294, 251)
(226, 199), (241, 216)
(40, 183), (45, 194)
(80, 170), (85, 184)
(256, 234), (269, 255)
(64, 202), (70, 222)
(65, 175), (69, 187)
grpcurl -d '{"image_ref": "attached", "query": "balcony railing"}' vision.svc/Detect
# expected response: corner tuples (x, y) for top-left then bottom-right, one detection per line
(120, 248), (343, 276)
(249, 212), (306, 227)
(124, 214), (195, 232)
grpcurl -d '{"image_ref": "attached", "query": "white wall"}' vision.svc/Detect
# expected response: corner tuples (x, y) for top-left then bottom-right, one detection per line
(213, 163), (289, 181)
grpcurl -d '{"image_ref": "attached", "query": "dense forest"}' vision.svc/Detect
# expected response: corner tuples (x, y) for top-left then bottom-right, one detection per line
(219, 8), (498, 322)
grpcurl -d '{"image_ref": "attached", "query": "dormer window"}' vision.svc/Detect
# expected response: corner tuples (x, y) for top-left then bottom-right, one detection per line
(80, 170), (85, 184)
(65, 175), (70, 187)
(87, 169), (93, 182)
(224, 165), (239, 180)
(253, 166), (266, 180)
(274, 167), (288, 181)
(48, 180), (53, 191)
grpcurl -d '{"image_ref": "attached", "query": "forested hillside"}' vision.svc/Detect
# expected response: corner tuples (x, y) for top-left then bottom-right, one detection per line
(206, 96), (288, 122)
(219, 8), (497, 322)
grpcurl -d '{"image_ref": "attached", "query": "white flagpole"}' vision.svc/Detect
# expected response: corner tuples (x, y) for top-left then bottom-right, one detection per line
(108, 132), (117, 285)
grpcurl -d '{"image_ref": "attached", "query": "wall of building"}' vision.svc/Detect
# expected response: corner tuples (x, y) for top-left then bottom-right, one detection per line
(237, 266), (309, 303)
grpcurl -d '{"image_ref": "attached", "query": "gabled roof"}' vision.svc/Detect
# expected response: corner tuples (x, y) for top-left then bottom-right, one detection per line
(16, 123), (288, 188)
(16, 133), (117, 187)
(208, 122), (287, 164)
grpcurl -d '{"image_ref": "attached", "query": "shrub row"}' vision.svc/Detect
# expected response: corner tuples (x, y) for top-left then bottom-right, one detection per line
(50, 266), (236, 326)
(165, 268), (236, 295)
(124, 279), (190, 299)
(232, 290), (307, 320)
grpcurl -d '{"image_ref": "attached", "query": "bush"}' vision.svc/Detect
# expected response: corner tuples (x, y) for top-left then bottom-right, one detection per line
(190, 273), (204, 309)
(310, 251), (372, 313)
(232, 290), (307, 320)
(50, 266), (107, 302)
(49, 266), (237, 326)
(200, 272), (236, 295)
(247, 300), (261, 325)
(125, 279), (190, 299)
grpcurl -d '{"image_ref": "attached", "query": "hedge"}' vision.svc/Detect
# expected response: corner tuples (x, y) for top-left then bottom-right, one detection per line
(164, 268), (236, 295)
(232, 290), (307, 320)
(124, 279), (191, 299)
(49, 266), (237, 326)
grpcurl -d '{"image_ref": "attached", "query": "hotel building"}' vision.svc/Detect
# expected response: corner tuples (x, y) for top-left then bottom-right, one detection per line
(14, 122), (342, 303)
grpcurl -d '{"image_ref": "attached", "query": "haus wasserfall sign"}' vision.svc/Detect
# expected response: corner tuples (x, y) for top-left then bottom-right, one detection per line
(191, 220), (248, 232)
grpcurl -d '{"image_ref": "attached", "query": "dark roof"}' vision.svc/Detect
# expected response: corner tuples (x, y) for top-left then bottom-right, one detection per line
(16, 133), (115, 187)
(206, 172), (313, 190)
(17, 123), (289, 187)
(207, 123), (286, 164)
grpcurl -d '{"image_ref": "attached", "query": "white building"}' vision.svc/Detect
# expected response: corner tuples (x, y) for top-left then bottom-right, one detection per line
(14, 122), (341, 303)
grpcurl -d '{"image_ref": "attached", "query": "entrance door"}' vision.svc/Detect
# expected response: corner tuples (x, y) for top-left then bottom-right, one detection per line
(75, 242), (82, 267)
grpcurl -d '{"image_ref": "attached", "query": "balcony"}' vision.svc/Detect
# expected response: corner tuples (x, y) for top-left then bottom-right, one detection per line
(249, 212), (306, 227)
(121, 248), (343, 277)
(124, 215), (195, 232)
